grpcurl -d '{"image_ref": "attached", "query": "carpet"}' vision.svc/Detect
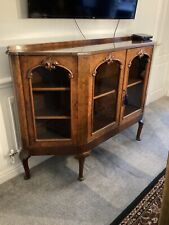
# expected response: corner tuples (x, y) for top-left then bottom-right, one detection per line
(111, 169), (165, 225)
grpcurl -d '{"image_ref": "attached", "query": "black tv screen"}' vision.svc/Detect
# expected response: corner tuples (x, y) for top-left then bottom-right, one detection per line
(28, 0), (138, 19)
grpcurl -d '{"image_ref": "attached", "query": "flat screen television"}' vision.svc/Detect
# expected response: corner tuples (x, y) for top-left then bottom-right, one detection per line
(28, 0), (138, 19)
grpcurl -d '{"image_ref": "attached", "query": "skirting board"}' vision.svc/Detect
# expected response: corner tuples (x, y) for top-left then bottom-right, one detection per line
(0, 77), (12, 89)
(146, 88), (166, 105)
(0, 155), (51, 184)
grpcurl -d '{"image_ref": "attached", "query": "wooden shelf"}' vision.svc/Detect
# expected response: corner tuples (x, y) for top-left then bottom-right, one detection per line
(33, 87), (70, 91)
(94, 89), (116, 100)
(127, 79), (143, 88)
(35, 116), (70, 120)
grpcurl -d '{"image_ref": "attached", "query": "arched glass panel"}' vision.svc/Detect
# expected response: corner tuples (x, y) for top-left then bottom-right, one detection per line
(31, 65), (71, 139)
(124, 54), (149, 116)
(93, 60), (121, 132)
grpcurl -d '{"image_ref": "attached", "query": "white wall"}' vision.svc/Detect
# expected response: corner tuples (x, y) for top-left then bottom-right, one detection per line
(145, 0), (169, 102)
(0, 0), (169, 183)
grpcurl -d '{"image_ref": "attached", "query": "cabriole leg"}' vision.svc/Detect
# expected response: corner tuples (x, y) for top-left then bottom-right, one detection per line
(78, 157), (85, 181)
(136, 119), (144, 141)
(76, 151), (90, 181)
(19, 150), (31, 180)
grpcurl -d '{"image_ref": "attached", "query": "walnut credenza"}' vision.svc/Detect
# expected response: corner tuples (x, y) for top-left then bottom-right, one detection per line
(7, 36), (154, 181)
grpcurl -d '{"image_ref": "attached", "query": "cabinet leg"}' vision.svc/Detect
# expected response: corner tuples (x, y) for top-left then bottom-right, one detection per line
(78, 157), (85, 181)
(77, 151), (90, 181)
(136, 119), (144, 141)
(19, 150), (31, 180)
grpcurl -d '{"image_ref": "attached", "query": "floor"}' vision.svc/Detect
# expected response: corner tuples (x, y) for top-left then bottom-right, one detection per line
(0, 97), (169, 225)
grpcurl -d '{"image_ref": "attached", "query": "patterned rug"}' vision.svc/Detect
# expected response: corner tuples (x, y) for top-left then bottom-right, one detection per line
(111, 170), (165, 225)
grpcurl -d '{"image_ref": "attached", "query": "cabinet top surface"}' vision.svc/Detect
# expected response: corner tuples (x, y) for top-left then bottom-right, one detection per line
(37, 41), (154, 54)
(7, 36), (154, 56)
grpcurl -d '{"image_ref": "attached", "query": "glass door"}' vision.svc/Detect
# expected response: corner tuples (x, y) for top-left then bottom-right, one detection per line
(121, 48), (152, 120)
(29, 63), (72, 140)
(91, 53), (124, 134)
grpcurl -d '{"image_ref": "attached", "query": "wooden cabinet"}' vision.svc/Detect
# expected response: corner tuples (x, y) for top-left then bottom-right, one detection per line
(7, 36), (154, 181)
